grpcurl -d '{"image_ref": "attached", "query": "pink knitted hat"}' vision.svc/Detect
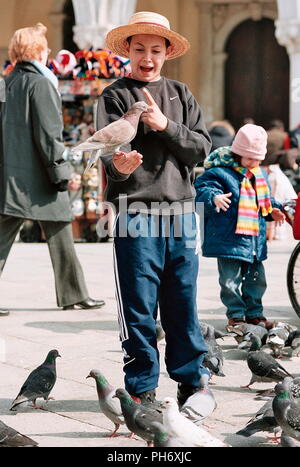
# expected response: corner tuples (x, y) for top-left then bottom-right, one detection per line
(231, 124), (267, 160)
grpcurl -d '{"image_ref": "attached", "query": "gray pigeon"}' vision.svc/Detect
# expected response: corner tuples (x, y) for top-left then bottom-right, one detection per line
(272, 378), (300, 442)
(286, 330), (300, 357)
(72, 101), (148, 172)
(180, 373), (217, 425)
(86, 370), (124, 437)
(280, 434), (300, 447)
(203, 325), (225, 377)
(200, 322), (229, 340)
(236, 399), (281, 441)
(266, 326), (290, 358)
(241, 335), (292, 388)
(113, 388), (163, 446)
(10, 349), (61, 410)
(0, 420), (38, 447)
(149, 422), (189, 447)
(227, 323), (268, 346)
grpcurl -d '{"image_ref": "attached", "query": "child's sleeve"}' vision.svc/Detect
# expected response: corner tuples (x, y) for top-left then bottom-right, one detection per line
(158, 93), (212, 168)
(195, 171), (225, 214)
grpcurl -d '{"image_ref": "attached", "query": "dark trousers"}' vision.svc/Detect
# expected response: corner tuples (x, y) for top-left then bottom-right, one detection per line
(0, 215), (89, 307)
(113, 212), (208, 396)
(217, 257), (267, 320)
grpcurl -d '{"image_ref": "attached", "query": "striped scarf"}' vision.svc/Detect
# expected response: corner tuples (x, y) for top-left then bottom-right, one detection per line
(204, 147), (272, 236)
(233, 167), (272, 236)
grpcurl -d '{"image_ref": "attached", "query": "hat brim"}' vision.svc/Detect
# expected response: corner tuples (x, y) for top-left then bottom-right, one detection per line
(106, 24), (190, 60)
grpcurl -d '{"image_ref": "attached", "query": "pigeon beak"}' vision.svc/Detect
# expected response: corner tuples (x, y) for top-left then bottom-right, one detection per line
(86, 375), (91, 379)
(58, 354), (62, 358)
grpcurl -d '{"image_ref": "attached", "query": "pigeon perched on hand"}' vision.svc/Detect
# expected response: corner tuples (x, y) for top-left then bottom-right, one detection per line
(163, 397), (229, 447)
(10, 349), (61, 411)
(86, 370), (124, 437)
(72, 101), (148, 172)
(0, 420), (38, 447)
(113, 388), (163, 446)
(240, 335), (292, 389)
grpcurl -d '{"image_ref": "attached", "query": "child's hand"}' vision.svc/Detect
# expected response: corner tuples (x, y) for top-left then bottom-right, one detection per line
(112, 151), (143, 174)
(141, 88), (168, 131)
(271, 207), (285, 226)
(214, 193), (232, 213)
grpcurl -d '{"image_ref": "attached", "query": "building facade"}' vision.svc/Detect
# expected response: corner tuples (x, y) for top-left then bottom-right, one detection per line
(0, 0), (292, 129)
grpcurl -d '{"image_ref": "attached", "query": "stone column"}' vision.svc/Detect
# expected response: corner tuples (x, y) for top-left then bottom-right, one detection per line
(195, 1), (214, 123)
(275, 0), (300, 129)
(212, 52), (228, 122)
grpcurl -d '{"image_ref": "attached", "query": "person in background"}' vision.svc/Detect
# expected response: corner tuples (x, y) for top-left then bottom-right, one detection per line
(208, 120), (235, 153)
(195, 124), (285, 330)
(0, 23), (105, 316)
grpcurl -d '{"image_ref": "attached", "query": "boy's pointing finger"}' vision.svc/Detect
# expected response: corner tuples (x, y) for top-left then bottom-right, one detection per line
(142, 88), (156, 105)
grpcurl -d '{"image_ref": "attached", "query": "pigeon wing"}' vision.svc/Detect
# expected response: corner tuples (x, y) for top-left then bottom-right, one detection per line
(0, 421), (38, 447)
(11, 365), (56, 407)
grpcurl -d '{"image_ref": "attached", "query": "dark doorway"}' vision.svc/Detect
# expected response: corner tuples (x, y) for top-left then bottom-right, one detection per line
(225, 18), (289, 131)
(63, 0), (78, 53)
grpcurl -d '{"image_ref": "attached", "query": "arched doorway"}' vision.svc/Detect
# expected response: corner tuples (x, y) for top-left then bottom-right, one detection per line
(225, 18), (289, 130)
(63, 0), (78, 52)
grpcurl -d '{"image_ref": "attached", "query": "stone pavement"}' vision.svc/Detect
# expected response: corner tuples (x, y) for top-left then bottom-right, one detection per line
(0, 233), (300, 448)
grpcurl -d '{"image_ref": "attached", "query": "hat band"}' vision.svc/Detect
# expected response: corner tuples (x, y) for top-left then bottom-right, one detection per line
(134, 22), (169, 29)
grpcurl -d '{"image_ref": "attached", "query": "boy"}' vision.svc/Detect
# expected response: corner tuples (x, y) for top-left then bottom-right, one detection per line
(97, 11), (211, 406)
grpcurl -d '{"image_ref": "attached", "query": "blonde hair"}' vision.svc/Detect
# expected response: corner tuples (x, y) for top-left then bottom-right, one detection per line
(9, 23), (47, 64)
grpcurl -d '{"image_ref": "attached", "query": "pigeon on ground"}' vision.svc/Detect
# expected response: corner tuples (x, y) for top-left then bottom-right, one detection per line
(202, 325), (225, 377)
(155, 321), (165, 343)
(199, 322), (229, 340)
(10, 349), (61, 411)
(236, 399), (281, 441)
(240, 335), (293, 388)
(180, 373), (217, 425)
(86, 370), (124, 437)
(0, 420), (38, 447)
(286, 330), (300, 357)
(113, 388), (163, 446)
(227, 323), (268, 346)
(72, 101), (148, 172)
(255, 376), (300, 403)
(149, 422), (189, 447)
(280, 434), (300, 447)
(272, 378), (300, 442)
(163, 397), (229, 447)
(266, 326), (290, 358)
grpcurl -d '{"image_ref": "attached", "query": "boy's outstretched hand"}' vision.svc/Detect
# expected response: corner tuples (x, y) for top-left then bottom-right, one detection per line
(141, 88), (168, 131)
(214, 193), (232, 213)
(112, 150), (143, 175)
(271, 207), (285, 226)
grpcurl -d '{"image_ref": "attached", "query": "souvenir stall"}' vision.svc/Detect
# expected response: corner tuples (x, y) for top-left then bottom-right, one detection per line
(3, 49), (130, 242)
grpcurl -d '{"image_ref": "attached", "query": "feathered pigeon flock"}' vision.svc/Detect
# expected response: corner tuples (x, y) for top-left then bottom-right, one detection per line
(3, 318), (300, 448)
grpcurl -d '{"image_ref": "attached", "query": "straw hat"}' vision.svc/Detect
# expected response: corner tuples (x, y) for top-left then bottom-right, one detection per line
(106, 11), (190, 60)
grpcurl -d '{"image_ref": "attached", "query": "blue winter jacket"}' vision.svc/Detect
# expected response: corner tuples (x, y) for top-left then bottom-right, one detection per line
(195, 167), (282, 263)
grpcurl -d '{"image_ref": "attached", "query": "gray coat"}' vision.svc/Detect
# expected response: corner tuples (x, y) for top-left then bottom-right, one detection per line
(0, 62), (72, 222)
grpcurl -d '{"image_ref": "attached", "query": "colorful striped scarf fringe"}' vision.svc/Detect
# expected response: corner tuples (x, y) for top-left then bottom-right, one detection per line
(204, 147), (272, 236)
